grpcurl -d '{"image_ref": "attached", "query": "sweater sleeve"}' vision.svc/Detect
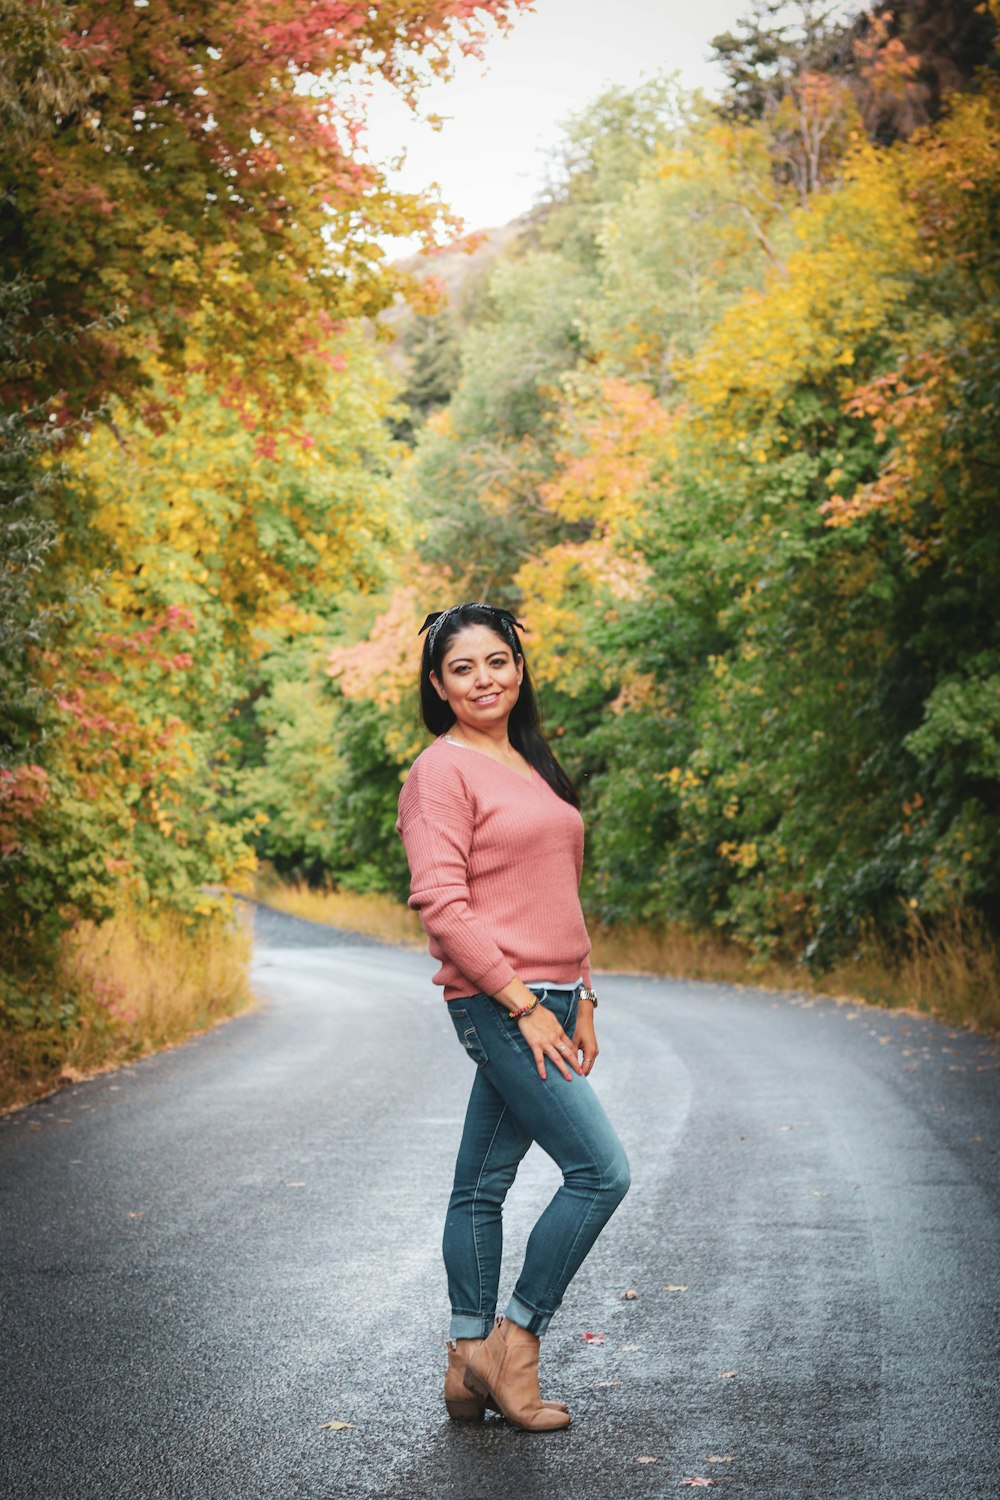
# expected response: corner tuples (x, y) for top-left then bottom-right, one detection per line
(396, 756), (517, 997)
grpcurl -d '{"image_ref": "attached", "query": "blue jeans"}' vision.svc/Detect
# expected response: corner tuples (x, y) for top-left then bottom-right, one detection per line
(444, 986), (630, 1338)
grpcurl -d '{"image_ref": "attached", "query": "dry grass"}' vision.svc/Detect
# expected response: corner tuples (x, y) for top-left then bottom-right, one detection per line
(588, 920), (781, 987)
(823, 907), (1000, 1032)
(254, 875), (1000, 1034)
(0, 901), (254, 1112)
(595, 908), (1000, 1033)
(255, 876), (424, 946)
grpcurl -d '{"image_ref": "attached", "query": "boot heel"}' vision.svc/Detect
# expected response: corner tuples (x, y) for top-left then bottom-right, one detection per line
(445, 1393), (486, 1422)
(463, 1366), (491, 1402)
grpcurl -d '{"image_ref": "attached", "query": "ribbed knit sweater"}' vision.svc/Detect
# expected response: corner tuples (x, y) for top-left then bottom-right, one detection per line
(396, 736), (592, 1001)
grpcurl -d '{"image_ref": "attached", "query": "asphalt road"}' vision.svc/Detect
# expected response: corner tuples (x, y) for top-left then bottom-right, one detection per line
(1, 906), (998, 1499)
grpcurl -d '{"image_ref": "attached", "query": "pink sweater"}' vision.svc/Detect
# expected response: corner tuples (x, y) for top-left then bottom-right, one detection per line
(396, 737), (593, 1001)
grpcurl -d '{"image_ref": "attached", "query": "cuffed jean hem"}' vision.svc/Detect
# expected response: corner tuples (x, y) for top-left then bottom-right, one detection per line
(449, 1312), (495, 1340)
(504, 1294), (552, 1337)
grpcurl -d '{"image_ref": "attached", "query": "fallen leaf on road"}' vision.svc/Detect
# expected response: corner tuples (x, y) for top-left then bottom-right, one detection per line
(706, 1455), (734, 1463)
(679, 1479), (715, 1488)
(581, 1331), (605, 1344)
(663, 1284), (689, 1292)
(718, 1371), (738, 1379)
(809, 1191), (829, 1198)
(636, 1456), (659, 1463)
(125, 1211), (144, 1219)
(778, 1124), (794, 1132)
(619, 1288), (639, 1300)
(319, 1420), (355, 1431)
(594, 1380), (622, 1387)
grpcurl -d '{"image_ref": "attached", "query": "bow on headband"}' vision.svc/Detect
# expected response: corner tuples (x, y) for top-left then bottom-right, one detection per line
(419, 603), (525, 654)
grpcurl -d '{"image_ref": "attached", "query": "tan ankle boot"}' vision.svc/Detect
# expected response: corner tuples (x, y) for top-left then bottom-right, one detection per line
(445, 1337), (569, 1421)
(463, 1321), (571, 1432)
(445, 1339), (488, 1421)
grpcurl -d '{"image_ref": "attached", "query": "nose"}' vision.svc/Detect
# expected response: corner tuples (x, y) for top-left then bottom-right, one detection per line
(473, 663), (494, 687)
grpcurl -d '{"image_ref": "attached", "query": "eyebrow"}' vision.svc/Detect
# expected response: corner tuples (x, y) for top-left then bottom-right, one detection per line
(445, 648), (512, 666)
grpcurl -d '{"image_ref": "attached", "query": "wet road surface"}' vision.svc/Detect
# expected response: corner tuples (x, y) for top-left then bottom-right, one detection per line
(1, 906), (998, 1498)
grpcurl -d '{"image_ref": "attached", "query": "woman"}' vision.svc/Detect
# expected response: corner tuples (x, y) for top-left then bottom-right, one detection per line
(396, 601), (630, 1434)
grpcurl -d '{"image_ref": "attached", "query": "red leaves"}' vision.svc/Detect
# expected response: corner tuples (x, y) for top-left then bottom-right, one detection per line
(0, 764), (51, 855)
(8, 0), (532, 418)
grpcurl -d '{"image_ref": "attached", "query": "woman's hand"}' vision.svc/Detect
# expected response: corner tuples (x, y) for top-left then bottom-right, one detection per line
(517, 1003), (584, 1083)
(572, 1002), (599, 1076)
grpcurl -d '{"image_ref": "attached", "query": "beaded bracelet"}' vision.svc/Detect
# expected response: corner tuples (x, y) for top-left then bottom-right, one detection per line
(507, 995), (539, 1021)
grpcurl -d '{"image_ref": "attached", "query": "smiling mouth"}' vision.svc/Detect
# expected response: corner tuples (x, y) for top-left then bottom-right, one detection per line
(473, 693), (500, 705)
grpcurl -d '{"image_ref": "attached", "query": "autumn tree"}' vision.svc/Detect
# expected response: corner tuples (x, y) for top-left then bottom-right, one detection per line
(0, 0), (531, 1060)
(331, 8), (1000, 977)
(0, 0), (531, 417)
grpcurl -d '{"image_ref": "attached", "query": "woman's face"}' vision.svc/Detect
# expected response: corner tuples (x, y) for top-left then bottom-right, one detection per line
(430, 624), (523, 735)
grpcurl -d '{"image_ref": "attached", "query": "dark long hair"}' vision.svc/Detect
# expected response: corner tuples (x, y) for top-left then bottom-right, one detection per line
(419, 602), (579, 809)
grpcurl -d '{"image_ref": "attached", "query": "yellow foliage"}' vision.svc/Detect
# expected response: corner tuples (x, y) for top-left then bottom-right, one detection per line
(513, 378), (666, 687)
(66, 333), (397, 639)
(820, 93), (999, 531)
(541, 378), (671, 529)
(515, 537), (649, 688)
(684, 139), (921, 433)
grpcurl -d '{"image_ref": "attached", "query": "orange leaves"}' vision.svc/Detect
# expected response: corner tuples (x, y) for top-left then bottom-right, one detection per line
(842, 356), (950, 443)
(0, 765), (51, 857)
(326, 565), (444, 763)
(510, 378), (665, 691)
(6, 0), (531, 418)
(853, 9), (923, 139)
(822, 353), (953, 531)
(769, 69), (859, 205)
(541, 379), (671, 530)
(328, 583), (421, 705)
(513, 537), (650, 689)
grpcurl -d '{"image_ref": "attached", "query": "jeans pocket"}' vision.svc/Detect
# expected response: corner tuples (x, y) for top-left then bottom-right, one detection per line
(447, 1006), (489, 1066)
(532, 988), (578, 1037)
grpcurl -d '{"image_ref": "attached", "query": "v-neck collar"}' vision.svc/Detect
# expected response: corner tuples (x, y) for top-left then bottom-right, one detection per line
(440, 735), (536, 784)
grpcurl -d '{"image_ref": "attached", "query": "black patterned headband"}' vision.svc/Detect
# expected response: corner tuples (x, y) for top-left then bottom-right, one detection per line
(419, 603), (525, 659)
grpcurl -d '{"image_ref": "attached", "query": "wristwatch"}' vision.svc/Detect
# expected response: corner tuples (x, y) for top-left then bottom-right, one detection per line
(579, 986), (598, 1006)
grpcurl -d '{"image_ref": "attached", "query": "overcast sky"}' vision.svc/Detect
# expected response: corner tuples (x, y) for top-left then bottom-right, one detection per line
(361, 0), (843, 243)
